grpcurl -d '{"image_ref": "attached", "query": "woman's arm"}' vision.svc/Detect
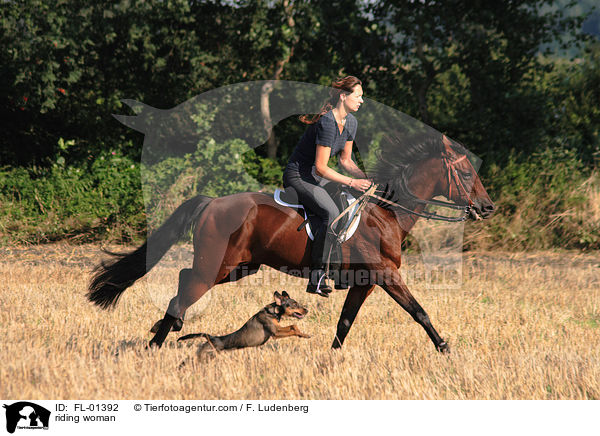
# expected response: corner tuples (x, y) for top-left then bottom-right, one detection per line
(315, 144), (372, 191)
(314, 145), (351, 185)
(339, 140), (367, 178)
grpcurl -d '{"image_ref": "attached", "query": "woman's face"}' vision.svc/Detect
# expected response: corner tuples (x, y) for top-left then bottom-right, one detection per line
(342, 85), (364, 113)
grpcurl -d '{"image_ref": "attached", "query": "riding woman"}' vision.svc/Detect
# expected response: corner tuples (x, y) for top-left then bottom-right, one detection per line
(283, 76), (372, 297)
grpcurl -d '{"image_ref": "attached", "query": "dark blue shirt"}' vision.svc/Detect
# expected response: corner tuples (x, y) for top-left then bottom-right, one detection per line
(287, 110), (357, 172)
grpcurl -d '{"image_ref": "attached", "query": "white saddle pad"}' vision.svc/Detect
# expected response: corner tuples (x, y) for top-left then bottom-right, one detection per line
(273, 188), (362, 241)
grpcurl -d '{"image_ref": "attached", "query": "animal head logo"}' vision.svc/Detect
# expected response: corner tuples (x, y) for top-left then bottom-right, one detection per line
(3, 402), (51, 433)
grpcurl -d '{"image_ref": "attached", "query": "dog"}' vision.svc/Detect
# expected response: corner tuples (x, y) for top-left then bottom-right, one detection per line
(178, 291), (310, 361)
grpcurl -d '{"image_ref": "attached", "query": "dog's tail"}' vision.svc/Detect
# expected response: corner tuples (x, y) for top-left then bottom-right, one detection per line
(177, 332), (214, 342)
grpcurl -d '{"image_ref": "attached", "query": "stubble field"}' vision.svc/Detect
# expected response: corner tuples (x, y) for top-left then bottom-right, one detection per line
(1, 243), (599, 400)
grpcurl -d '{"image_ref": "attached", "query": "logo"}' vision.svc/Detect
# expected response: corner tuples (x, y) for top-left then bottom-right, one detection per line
(3, 402), (50, 433)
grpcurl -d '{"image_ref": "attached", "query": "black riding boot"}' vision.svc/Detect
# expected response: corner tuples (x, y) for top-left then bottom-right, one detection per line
(306, 225), (332, 297)
(323, 228), (346, 289)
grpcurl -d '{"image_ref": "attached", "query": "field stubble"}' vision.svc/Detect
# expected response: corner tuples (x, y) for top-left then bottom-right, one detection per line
(0, 244), (599, 399)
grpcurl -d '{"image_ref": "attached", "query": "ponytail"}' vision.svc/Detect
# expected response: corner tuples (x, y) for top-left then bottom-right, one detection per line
(299, 75), (362, 124)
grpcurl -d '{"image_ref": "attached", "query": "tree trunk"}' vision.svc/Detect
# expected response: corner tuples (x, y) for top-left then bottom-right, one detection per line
(261, 0), (297, 160)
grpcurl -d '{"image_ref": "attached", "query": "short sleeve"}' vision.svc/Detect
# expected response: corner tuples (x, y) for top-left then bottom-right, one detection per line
(346, 115), (357, 141)
(315, 116), (336, 148)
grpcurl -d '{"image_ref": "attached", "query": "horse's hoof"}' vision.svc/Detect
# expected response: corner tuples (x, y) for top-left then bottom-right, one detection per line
(149, 318), (183, 333)
(149, 320), (161, 334)
(172, 318), (184, 332)
(436, 341), (450, 354)
(146, 341), (161, 351)
(331, 340), (343, 349)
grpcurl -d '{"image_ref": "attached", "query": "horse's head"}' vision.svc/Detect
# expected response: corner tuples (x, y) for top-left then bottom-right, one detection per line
(373, 131), (495, 222)
(434, 135), (495, 220)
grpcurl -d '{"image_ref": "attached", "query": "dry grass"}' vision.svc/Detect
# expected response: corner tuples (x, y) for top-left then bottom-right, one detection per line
(1, 243), (599, 399)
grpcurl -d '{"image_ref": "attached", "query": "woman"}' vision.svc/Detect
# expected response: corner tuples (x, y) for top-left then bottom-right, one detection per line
(283, 76), (372, 297)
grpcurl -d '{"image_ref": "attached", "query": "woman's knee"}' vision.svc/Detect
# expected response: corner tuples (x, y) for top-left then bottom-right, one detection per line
(322, 204), (340, 226)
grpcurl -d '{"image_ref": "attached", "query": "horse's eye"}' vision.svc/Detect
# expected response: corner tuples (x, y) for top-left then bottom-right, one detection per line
(461, 171), (472, 179)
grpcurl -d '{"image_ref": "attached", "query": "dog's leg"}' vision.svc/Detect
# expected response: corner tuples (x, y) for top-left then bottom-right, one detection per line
(196, 338), (224, 361)
(273, 325), (311, 339)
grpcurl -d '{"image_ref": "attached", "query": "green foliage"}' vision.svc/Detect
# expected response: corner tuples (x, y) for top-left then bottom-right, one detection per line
(368, 0), (592, 161)
(242, 150), (284, 189)
(0, 0), (242, 166)
(471, 146), (599, 249)
(139, 106), (273, 231)
(141, 136), (261, 213)
(0, 144), (145, 244)
(544, 41), (600, 164)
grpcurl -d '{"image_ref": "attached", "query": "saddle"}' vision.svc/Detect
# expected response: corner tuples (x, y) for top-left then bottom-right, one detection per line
(273, 182), (363, 242)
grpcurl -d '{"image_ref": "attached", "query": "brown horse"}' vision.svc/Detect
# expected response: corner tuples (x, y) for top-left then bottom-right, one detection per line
(88, 134), (494, 352)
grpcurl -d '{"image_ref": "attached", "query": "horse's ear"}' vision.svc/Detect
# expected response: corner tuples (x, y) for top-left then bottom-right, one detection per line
(442, 135), (454, 154)
(282, 290), (289, 298)
(273, 291), (283, 305)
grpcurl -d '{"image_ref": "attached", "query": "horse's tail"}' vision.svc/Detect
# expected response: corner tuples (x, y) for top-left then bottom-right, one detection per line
(87, 195), (213, 309)
(177, 332), (213, 342)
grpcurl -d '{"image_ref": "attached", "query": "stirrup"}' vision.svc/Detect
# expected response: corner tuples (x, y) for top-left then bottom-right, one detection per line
(306, 270), (332, 297)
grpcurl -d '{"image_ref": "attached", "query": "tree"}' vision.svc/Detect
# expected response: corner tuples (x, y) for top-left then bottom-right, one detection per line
(368, 0), (589, 159)
(0, 0), (242, 166)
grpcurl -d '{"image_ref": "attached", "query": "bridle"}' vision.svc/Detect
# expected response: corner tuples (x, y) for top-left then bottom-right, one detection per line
(441, 153), (475, 209)
(368, 152), (475, 222)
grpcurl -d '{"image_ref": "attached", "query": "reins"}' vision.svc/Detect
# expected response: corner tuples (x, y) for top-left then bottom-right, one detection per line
(368, 191), (469, 222)
(299, 152), (475, 244)
(330, 184), (377, 240)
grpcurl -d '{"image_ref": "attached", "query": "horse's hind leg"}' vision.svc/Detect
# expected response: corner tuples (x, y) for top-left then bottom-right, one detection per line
(149, 268), (211, 348)
(149, 198), (256, 349)
(150, 268), (192, 334)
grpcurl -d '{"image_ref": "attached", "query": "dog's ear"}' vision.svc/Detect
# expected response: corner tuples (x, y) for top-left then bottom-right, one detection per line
(282, 290), (289, 298)
(273, 291), (283, 305)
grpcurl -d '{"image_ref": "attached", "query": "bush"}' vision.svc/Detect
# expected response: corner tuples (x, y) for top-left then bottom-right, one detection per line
(465, 146), (599, 250)
(1, 136), (598, 250)
(0, 148), (145, 244)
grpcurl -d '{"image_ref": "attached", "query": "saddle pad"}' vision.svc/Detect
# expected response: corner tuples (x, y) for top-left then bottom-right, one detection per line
(273, 188), (362, 242)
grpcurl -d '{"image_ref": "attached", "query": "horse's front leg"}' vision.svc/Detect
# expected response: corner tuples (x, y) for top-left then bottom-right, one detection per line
(380, 268), (449, 353)
(332, 284), (375, 349)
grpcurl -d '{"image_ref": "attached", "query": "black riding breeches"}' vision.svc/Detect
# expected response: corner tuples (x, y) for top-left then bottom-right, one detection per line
(282, 165), (340, 230)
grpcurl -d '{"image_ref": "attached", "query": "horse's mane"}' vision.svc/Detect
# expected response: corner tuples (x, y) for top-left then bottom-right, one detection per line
(367, 129), (468, 210)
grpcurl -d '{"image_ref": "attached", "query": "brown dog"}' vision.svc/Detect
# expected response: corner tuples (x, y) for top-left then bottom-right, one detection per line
(178, 291), (310, 360)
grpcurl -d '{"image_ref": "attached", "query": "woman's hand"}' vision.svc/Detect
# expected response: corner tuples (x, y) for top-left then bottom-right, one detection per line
(349, 178), (373, 192)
